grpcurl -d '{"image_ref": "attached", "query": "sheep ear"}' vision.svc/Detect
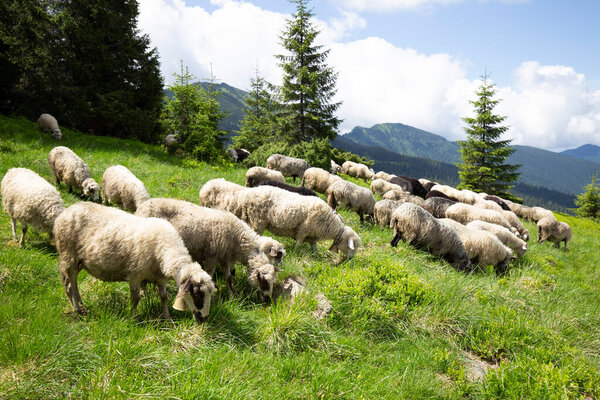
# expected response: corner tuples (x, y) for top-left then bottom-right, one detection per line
(348, 239), (355, 250)
(270, 247), (278, 257)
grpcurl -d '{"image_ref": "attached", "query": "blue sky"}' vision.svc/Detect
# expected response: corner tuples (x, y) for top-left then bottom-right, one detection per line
(138, 0), (600, 150)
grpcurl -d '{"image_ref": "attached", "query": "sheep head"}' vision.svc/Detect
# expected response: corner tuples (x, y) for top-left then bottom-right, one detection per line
(248, 263), (281, 303)
(330, 226), (361, 259)
(82, 178), (100, 201)
(173, 266), (216, 322)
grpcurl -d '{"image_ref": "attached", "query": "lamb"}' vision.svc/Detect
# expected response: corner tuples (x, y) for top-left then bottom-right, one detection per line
(422, 196), (457, 218)
(330, 160), (341, 174)
(373, 199), (401, 227)
(382, 190), (425, 207)
(53, 202), (216, 322)
(204, 183), (362, 259)
(440, 218), (515, 271)
(258, 180), (317, 197)
(135, 198), (284, 301)
(445, 202), (518, 234)
(341, 161), (375, 182)
(301, 167), (342, 194)
(1, 168), (65, 246)
(388, 176), (413, 193)
(37, 113), (62, 140)
(266, 154), (309, 181)
(500, 209), (530, 241)
(370, 178), (407, 196)
(537, 217), (571, 250)
(327, 179), (376, 222)
(48, 146), (101, 201)
(245, 166), (286, 187)
(466, 220), (528, 257)
(389, 203), (471, 271)
(101, 165), (150, 212)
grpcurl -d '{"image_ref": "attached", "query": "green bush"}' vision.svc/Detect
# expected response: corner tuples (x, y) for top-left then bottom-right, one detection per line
(331, 147), (374, 167)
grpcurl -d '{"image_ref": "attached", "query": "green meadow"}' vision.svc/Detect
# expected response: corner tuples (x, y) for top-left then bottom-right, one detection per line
(1, 115), (599, 399)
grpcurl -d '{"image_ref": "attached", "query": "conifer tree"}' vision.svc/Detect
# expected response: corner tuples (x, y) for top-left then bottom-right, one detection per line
(575, 173), (600, 219)
(457, 74), (520, 199)
(276, 0), (341, 143)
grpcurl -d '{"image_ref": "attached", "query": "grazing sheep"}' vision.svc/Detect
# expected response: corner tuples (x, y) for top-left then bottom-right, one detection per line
(341, 161), (375, 182)
(373, 199), (401, 227)
(101, 165), (150, 212)
(54, 202), (216, 321)
(266, 154), (309, 181)
(48, 146), (100, 201)
(528, 206), (556, 223)
(467, 220), (528, 257)
(37, 113), (62, 140)
(473, 199), (503, 211)
(1, 168), (65, 246)
(330, 160), (341, 174)
(164, 134), (177, 148)
(327, 179), (376, 222)
(382, 190), (425, 207)
(136, 198), (284, 301)
(440, 218), (515, 271)
(199, 178), (247, 217)
(483, 194), (511, 211)
(504, 200), (531, 220)
(389, 203), (471, 271)
(370, 178), (406, 196)
(258, 180), (317, 197)
(500, 210), (530, 241)
(397, 175), (428, 198)
(431, 184), (478, 205)
(537, 217), (571, 250)
(423, 181), (437, 192)
(245, 166), (286, 187)
(422, 196), (457, 218)
(445, 202), (517, 234)
(426, 190), (458, 201)
(374, 171), (395, 181)
(388, 176), (413, 193)
(204, 183), (362, 259)
(301, 167), (342, 194)
(228, 148), (251, 163)
(419, 178), (433, 187)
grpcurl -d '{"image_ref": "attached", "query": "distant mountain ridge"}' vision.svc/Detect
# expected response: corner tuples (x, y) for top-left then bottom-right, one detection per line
(561, 144), (600, 164)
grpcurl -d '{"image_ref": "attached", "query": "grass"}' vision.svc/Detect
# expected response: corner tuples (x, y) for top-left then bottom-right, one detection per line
(1, 114), (599, 399)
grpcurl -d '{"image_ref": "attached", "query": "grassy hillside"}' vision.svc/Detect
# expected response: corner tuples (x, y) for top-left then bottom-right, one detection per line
(1, 115), (599, 399)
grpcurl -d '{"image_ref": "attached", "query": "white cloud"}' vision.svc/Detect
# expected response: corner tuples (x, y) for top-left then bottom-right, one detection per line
(329, 0), (459, 12)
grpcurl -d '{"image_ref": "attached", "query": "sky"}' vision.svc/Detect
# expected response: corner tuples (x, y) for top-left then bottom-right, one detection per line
(137, 0), (600, 152)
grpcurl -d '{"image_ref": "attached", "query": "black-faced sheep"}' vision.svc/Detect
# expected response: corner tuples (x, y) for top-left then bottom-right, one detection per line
(537, 217), (571, 250)
(245, 166), (286, 187)
(48, 146), (100, 201)
(54, 202), (216, 322)
(101, 165), (150, 212)
(301, 167), (342, 194)
(1, 168), (65, 246)
(258, 180), (317, 197)
(37, 113), (62, 140)
(266, 154), (309, 181)
(389, 203), (471, 271)
(327, 179), (376, 223)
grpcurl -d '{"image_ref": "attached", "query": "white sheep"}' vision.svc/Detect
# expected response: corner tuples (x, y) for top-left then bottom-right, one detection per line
(266, 154), (309, 181)
(245, 166), (286, 187)
(441, 218), (515, 271)
(466, 220), (528, 257)
(54, 202), (216, 321)
(101, 165), (150, 212)
(373, 199), (401, 227)
(370, 178), (406, 196)
(528, 206), (556, 223)
(537, 217), (571, 250)
(389, 203), (471, 271)
(500, 209), (530, 241)
(135, 198), (285, 301)
(202, 182), (362, 259)
(1, 168), (65, 246)
(445, 202), (518, 234)
(326, 179), (376, 222)
(341, 161), (375, 182)
(301, 167), (342, 194)
(164, 134), (177, 148)
(330, 160), (341, 174)
(503, 199), (531, 220)
(431, 184), (479, 205)
(48, 146), (100, 201)
(374, 171), (395, 181)
(37, 113), (62, 140)
(382, 190), (426, 207)
(473, 199), (503, 211)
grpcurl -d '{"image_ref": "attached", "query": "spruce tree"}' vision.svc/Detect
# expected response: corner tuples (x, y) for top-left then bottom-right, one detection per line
(575, 173), (600, 219)
(457, 74), (520, 199)
(276, 0), (341, 143)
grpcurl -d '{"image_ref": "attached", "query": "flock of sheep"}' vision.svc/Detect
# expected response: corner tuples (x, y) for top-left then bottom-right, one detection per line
(1, 119), (572, 324)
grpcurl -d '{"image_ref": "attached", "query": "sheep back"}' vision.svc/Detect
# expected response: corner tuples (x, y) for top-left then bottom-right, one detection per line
(245, 166), (286, 187)
(101, 165), (150, 212)
(48, 146), (100, 201)
(37, 113), (62, 140)
(266, 154), (309, 179)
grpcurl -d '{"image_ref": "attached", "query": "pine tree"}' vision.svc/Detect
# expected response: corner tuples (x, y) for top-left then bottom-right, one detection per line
(276, 0), (341, 143)
(575, 173), (600, 219)
(457, 74), (520, 199)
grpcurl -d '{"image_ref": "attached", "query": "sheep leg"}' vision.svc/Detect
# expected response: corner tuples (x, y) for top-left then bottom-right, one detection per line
(295, 234), (307, 249)
(18, 223), (28, 247)
(307, 238), (318, 251)
(158, 283), (171, 320)
(55, 178), (61, 187)
(224, 262), (235, 299)
(129, 281), (142, 317)
(10, 217), (17, 241)
(563, 240), (568, 251)
(61, 263), (84, 314)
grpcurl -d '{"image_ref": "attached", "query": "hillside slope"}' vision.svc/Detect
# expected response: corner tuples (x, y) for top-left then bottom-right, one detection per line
(562, 144), (600, 164)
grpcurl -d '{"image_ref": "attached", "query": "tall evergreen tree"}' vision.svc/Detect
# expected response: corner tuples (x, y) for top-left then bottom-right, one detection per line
(276, 0), (341, 143)
(575, 173), (600, 219)
(457, 74), (520, 199)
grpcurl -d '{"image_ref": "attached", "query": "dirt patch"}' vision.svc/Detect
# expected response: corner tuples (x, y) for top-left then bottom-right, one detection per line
(463, 351), (498, 382)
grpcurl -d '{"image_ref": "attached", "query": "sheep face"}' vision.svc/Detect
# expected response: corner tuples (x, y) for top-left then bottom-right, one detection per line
(52, 129), (62, 140)
(330, 226), (361, 259)
(174, 276), (216, 322)
(82, 178), (100, 201)
(249, 264), (280, 302)
(258, 238), (286, 265)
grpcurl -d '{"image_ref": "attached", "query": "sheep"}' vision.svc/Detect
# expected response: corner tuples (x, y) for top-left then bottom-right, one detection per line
(101, 165), (150, 212)
(227, 148), (251, 163)
(135, 198), (284, 301)
(397, 175), (428, 198)
(374, 171), (395, 181)
(422, 196), (457, 218)
(326, 179), (376, 222)
(504, 200), (531, 220)
(330, 160), (341, 174)
(37, 113), (62, 140)
(370, 178), (406, 196)
(301, 167), (342, 194)
(382, 190), (425, 207)
(48, 146), (100, 201)
(203, 183), (362, 259)
(53, 202), (216, 322)
(258, 180), (317, 197)
(266, 154), (309, 181)
(423, 181), (438, 192)
(483, 194), (511, 211)
(199, 178), (247, 214)
(537, 217), (571, 250)
(1, 168), (65, 246)
(341, 161), (375, 182)
(245, 166), (286, 187)
(440, 218), (515, 271)
(426, 190), (458, 201)
(388, 176), (413, 193)
(419, 178), (433, 187)
(164, 134), (177, 148)
(466, 220), (528, 257)
(431, 184), (478, 205)
(473, 199), (503, 211)
(389, 203), (471, 271)
(528, 206), (556, 223)
(445, 202), (518, 234)
(373, 199), (401, 227)
(500, 209), (530, 241)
